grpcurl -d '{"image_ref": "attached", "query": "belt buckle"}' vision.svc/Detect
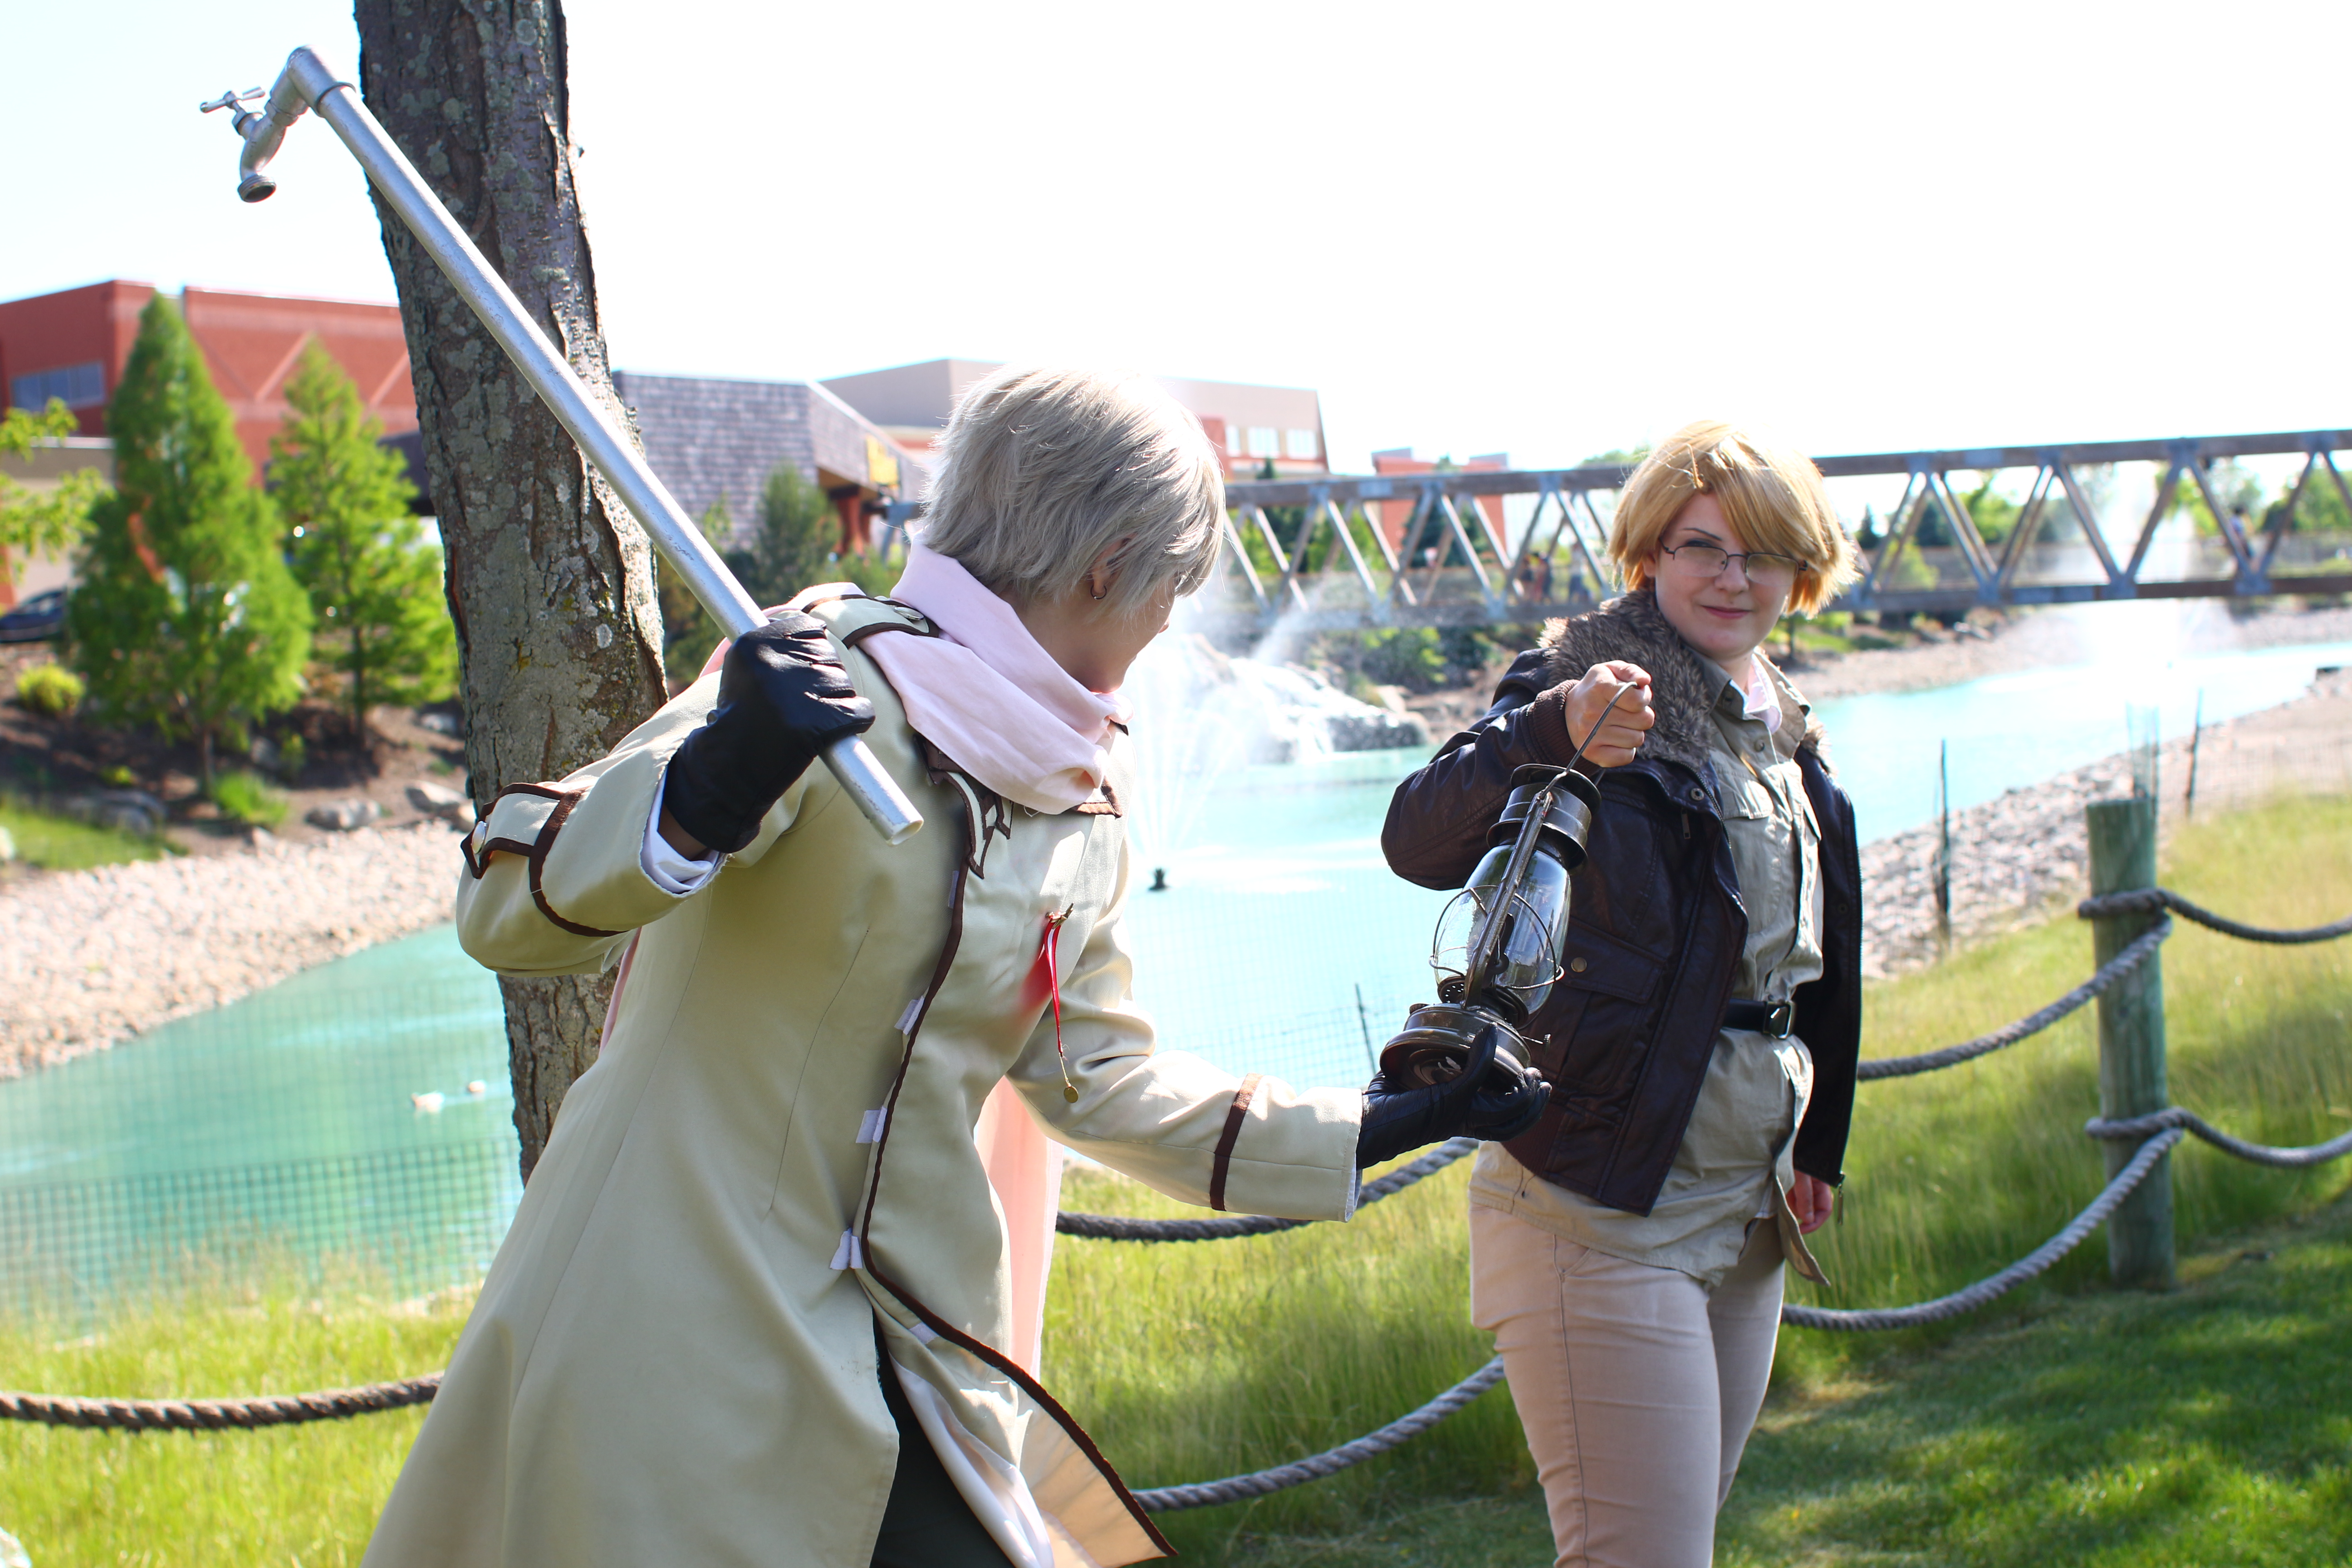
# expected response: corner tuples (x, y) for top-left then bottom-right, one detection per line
(1763, 1000), (1794, 1039)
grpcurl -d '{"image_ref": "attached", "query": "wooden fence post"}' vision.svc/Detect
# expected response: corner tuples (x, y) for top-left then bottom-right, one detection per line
(2086, 795), (2176, 1288)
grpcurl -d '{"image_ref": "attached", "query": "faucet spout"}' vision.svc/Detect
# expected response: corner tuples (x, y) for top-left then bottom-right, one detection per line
(232, 67), (311, 202)
(204, 49), (343, 203)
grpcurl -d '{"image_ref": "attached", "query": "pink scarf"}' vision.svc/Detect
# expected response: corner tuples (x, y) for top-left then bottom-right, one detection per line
(860, 545), (1128, 813)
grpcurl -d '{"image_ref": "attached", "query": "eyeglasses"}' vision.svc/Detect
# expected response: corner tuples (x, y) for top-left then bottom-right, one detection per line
(1658, 541), (1809, 586)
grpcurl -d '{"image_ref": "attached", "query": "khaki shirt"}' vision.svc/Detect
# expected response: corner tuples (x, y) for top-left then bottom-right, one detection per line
(1469, 650), (1825, 1288)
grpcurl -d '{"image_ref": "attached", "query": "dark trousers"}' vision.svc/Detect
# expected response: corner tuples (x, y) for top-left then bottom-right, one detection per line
(872, 1351), (1015, 1568)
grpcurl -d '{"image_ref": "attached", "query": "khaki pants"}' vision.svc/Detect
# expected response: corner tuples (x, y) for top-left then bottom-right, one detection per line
(1469, 1203), (1784, 1568)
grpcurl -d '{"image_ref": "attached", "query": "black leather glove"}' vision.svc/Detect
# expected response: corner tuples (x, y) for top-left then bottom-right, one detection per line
(1356, 1023), (1550, 1168)
(662, 611), (875, 855)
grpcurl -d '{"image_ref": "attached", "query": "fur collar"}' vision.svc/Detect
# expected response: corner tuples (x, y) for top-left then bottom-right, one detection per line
(1536, 589), (1830, 775)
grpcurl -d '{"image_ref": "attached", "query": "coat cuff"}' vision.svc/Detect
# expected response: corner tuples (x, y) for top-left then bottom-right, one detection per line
(1525, 682), (1578, 763)
(1205, 1078), (1362, 1221)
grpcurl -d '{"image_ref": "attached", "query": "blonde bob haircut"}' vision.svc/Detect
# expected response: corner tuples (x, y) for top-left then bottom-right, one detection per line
(1609, 421), (1859, 616)
(917, 366), (1225, 617)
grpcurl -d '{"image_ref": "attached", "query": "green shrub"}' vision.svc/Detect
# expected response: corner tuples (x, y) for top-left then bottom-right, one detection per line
(210, 769), (287, 827)
(14, 662), (83, 717)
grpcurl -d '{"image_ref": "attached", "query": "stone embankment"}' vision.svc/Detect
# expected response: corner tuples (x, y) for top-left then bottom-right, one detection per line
(1862, 667), (2352, 975)
(0, 821), (466, 1078)
(1861, 757), (2125, 976)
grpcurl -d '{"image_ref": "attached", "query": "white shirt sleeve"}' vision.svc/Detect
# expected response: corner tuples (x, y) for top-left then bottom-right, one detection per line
(640, 767), (723, 895)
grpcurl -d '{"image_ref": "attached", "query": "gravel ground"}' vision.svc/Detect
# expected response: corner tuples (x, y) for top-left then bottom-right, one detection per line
(0, 819), (466, 1078)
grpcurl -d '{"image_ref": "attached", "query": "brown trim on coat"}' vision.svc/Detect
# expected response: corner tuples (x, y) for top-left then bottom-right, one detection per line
(459, 783), (572, 877)
(460, 782), (571, 877)
(1208, 1073), (1263, 1213)
(855, 799), (973, 1245)
(1070, 779), (1122, 818)
(461, 829), (538, 879)
(839, 619), (929, 652)
(848, 789), (1174, 1559)
(457, 782), (625, 938)
(862, 1254), (1176, 1561)
(525, 791), (627, 938)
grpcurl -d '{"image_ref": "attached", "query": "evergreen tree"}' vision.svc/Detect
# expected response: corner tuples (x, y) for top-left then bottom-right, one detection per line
(729, 462), (843, 607)
(65, 295), (311, 789)
(272, 343), (456, 736)
(1, 399), (109, 590)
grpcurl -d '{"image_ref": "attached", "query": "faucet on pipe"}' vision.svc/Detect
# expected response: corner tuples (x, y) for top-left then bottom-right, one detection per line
(199, 73), (309, 203)
(201, 49), (922, 845)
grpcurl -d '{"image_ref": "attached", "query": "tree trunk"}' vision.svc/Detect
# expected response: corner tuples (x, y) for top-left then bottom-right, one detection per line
(356, 0), (666, 1181)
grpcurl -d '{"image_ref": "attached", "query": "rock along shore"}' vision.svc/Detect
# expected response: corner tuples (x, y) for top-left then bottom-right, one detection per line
(0, 821), (465, 1079)
(1860, 667), (2351, 975)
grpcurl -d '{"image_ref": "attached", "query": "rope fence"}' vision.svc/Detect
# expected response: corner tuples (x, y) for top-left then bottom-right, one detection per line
(0, 1375), (441, 1433)
(5, 882), (2347, 1516)
(1130, 1357), (1510, 1513)
(1057, 1138), (1477, 1240)
(2085, 1107), (2352, 1169)
(1853, 917), (2171, 1081)
(2078, 887), (2352, 944)
(1780, 1128), (2186, 1332)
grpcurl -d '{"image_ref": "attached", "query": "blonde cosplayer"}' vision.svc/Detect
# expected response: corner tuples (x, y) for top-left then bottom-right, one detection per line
(1608, 421), (1860, 614)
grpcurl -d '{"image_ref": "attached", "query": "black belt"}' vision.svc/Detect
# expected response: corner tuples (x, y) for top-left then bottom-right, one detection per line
(1722, 999), (1795, 1039)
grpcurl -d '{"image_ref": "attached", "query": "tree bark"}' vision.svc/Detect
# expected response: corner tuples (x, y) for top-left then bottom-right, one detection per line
(356, 0), (666, 1181)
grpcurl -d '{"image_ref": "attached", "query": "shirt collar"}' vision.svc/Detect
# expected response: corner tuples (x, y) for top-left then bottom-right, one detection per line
(1701, 655), (1782, 735)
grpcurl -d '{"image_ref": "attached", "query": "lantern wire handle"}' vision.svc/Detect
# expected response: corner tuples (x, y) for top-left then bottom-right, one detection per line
(1458, 685), (1630, 1004)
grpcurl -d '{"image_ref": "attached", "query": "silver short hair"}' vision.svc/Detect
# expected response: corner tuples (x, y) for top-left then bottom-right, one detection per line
(916, 366), (1225, 615)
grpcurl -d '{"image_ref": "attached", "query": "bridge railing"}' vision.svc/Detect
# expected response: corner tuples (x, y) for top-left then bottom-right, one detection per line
(1188, 426), (2352, 633)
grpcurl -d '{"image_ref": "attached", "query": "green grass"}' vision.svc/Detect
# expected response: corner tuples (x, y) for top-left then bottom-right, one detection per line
(1048, 790), (2352, 1559)
(0, 1267), (467, 1567)
(0, 796), (170, 870)
(1157, 1192), (2352, 1567)
(0, 792), (2343, 1564)
(1716, 1196), (2352, 1567)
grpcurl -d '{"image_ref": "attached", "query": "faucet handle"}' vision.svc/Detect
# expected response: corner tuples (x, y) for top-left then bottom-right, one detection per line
(199, 87), (266, 115)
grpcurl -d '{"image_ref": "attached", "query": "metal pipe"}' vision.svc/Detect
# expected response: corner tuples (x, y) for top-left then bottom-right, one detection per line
(211, 46), (923, 845)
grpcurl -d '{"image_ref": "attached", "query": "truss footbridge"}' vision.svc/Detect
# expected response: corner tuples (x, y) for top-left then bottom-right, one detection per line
(1196, 427), (2352, 635)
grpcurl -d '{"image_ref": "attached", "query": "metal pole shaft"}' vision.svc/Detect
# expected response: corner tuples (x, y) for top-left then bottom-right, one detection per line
(2086, 795), (2174, 1288)
(273, 49), (920, 845)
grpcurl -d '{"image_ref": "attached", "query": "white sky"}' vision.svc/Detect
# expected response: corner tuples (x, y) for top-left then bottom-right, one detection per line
(8, 0), (2349, 478)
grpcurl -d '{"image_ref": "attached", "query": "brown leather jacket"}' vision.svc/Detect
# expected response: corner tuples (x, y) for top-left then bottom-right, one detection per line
(1381, 591), (1862, 1215)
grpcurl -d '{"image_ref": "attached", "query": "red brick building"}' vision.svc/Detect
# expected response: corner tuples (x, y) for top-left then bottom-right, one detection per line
(1368, 448), (1510, 555)
(0, 280), (417, 475)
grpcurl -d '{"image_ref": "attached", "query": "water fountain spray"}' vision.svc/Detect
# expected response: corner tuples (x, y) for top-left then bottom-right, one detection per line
(200, 48), (922, 846)
(1377, 691), (1621, 1096)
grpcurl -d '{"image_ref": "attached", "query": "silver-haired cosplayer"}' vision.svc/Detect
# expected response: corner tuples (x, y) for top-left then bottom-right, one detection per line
(363, 367), (1542, 1568)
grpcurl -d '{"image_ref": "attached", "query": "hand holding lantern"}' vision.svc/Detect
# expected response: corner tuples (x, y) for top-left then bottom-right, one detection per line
(1357, 690), (1621, 1169)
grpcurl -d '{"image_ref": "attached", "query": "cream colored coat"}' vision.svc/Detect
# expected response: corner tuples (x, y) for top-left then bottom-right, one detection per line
(361, 597), (1362, 1568)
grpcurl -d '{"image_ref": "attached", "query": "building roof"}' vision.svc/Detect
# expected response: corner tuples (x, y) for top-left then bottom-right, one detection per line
(612, 371), (928, 547)
(815, 358), (1331, 477)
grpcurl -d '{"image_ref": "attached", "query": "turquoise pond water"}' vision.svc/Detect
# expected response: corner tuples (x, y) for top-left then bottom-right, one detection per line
(5, 627), (2346, 1297)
